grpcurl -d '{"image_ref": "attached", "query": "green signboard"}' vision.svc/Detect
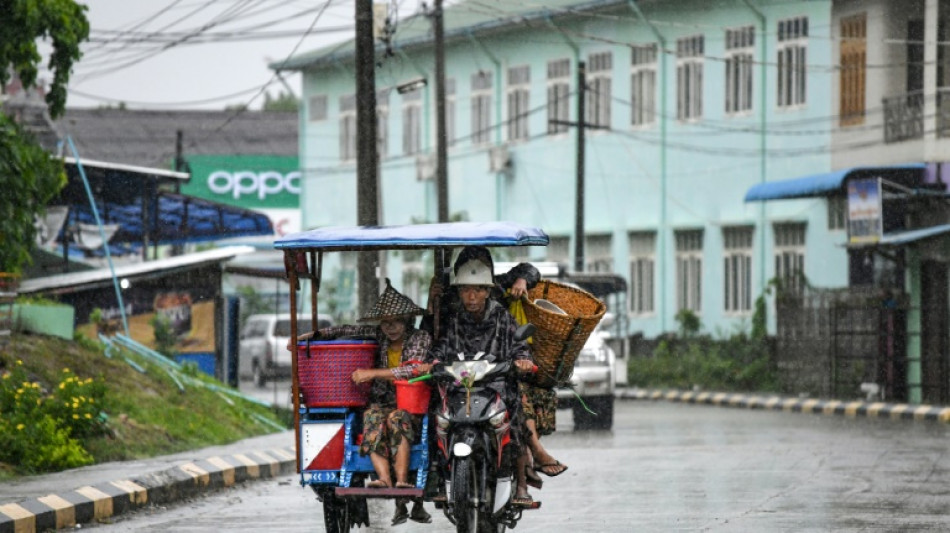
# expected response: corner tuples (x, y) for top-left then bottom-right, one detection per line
(181, 155), (300, 209)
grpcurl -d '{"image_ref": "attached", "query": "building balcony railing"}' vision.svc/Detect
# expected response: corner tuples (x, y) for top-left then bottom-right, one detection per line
(883, 91), (923, 143)
(883, 88), (950, 143)
(937, 88), (950, 138)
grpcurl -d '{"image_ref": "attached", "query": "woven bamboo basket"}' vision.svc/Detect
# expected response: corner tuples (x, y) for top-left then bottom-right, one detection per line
(522, 280), (606, 388)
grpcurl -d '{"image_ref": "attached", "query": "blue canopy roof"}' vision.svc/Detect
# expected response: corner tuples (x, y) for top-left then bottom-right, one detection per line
(744, 164), (926, 202)
(274, 221), (549, 251)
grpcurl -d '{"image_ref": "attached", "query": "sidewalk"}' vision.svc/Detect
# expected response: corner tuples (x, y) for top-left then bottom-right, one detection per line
(619, 387), (950, 422)
(0, 430), (296, 533)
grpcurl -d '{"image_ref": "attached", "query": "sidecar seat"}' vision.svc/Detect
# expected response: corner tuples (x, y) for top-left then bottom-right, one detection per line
(339, 410), (430, 489)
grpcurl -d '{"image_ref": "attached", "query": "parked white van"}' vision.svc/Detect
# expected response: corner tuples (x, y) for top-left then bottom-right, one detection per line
(239, 313), (333, 387)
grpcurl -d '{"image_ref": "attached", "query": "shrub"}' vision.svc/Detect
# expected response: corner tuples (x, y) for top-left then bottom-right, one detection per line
(150, 314), (178, 358)
(629, 331), (778, 393)
(0, 361), (107, 473)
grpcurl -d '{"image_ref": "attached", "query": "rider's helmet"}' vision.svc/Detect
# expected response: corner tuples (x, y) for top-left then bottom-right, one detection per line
(452, 259), (494, 287)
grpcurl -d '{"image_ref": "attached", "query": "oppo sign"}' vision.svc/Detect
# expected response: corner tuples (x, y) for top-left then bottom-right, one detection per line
(207, 170), (301, 200)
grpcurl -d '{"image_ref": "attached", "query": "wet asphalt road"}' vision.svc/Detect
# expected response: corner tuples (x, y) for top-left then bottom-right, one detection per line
(87, 399), (950, 531)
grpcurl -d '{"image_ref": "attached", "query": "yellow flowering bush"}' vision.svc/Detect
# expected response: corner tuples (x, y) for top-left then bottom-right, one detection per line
(0, 362), (106, 472)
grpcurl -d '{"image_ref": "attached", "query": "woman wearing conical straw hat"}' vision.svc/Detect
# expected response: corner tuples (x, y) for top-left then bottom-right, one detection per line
(296, 279), (433, 525)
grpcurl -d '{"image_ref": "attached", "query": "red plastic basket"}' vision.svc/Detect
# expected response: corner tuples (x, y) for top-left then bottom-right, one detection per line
(297, 341), (377, 407)
(394, 380), (431, 415)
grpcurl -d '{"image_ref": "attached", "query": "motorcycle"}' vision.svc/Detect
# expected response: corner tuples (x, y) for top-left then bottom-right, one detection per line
(424, 324), (537, 533)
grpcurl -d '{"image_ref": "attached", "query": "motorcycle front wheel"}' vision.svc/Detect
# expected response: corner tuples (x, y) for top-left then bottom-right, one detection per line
(453, 456), (487, 533)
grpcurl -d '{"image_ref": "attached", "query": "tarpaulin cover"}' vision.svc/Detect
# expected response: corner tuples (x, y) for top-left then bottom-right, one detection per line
(274, 221), (549, 251)
(55, 160), (274, 247)
(744, 164), (926, 202)
(66, 192), (274, 245)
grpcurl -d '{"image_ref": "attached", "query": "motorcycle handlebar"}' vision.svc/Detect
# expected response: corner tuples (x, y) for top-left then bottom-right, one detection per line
(408, 360), (537, 384)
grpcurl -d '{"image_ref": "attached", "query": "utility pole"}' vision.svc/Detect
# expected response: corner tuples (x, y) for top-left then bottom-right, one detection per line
(574, 61), (586, 272)
(355, 0), (379, 316)
(434, 0), (448, 224)
(548, 61), (597, 273)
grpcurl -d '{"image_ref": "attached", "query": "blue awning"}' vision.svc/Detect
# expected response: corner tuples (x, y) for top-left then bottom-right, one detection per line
(274, 221), (549, 251)
(744, 164), (927, 202)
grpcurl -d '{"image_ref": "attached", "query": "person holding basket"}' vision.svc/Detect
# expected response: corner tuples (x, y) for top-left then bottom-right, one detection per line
(293, 279), (433, 525)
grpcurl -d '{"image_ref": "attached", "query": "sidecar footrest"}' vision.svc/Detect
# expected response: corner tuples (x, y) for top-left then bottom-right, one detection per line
(335, 487), (424, 499)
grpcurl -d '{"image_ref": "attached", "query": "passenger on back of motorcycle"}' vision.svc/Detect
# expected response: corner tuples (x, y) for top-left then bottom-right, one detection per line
(426, 256), (537, 507)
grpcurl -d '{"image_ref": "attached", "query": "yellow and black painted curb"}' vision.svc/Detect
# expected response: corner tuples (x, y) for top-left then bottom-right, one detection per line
(0, 447), (295, 533)
(618, 388), (950, 423)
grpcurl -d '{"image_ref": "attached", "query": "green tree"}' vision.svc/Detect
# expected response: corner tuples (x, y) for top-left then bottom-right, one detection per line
(0, 115), (67, 273)
(262, 91), (299, 112)
(0, 0), (90, 118)
(0, 0), (89, 273)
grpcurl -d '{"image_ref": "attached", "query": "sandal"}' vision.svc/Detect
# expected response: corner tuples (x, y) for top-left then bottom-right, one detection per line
(512, 494), (534, 507)
(367, 479), (390, 488)
(534, 460), (568, 477)
(391, 504), (409, 525)
(410, 504), (432, 524)
(395, 481), (415, 489)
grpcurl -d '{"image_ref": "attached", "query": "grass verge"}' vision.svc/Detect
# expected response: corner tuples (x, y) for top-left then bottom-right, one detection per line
(0, 333), (287, 480)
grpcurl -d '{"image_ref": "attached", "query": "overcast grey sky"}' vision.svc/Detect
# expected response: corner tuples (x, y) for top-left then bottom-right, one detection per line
(63, 0), (429, 110)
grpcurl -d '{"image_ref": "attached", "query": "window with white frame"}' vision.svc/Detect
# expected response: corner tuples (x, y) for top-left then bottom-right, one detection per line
(547, 59), (570, 135)
(471, 71), (493, 145)
(584, 234), (613, 273)
(631, 44), (657, 126)
(402, 88), (422, 155)
(545, 235), (570, 264)
(774, 222), (806, 294)
(507, 65), (530, 142)
(675, 229), (703, 313)
(777, 16), (808, 108)
(725, 26), (754, 114)
(629, 231), (655, 314)
(309, 95), (327, 122)
(446, 78), (456, 147)
(723, 226), (753, 314)
(827, 195), (846, 230)
(587, 51), (612, 129)
(676, 35), (704, 120)
(339, 94), (356, 162)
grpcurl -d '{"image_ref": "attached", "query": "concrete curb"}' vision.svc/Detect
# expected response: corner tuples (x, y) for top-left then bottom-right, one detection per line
(0, 446), (296, 533)
(617, 387), (950, 423)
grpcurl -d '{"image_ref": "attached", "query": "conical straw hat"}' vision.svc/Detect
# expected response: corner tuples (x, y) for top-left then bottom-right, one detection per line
(360, 278), (425, 321)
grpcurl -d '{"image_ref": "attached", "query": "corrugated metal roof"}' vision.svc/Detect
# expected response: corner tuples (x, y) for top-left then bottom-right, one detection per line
(271, 0), (629, 72)
(19, 246), (256, 295)
(55, 109), (298, 169)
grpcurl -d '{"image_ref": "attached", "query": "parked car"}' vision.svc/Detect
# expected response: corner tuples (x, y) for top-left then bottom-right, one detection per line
(239, 313), (333, 387)
(556, 313), (616, 430)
